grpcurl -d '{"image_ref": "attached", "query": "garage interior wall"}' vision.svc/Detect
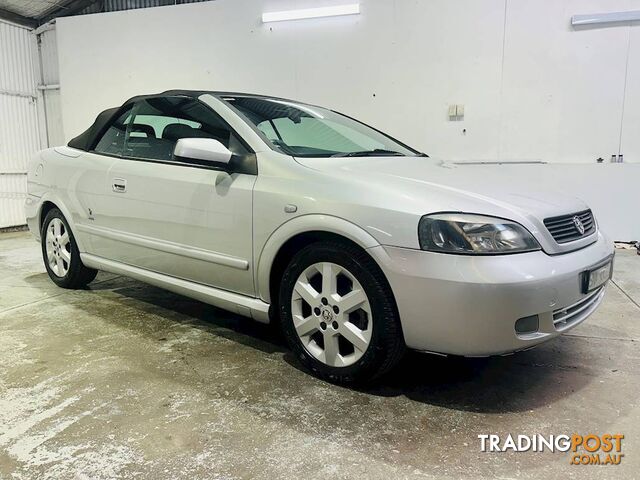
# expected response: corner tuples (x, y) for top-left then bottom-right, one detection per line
(54, 0), (639, 240)
(54, 0), (639, 162)
(0, 19), (64, 229)
(0, 20), (40, 228)
(2, 0), (638, 237)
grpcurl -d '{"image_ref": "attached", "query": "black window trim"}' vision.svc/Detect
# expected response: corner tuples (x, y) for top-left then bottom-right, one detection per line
(90, 94), (257, 175)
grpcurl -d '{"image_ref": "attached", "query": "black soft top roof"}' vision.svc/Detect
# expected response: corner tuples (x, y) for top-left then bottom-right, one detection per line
(67, 89), (314, 151)
(67, 90), (215, 151)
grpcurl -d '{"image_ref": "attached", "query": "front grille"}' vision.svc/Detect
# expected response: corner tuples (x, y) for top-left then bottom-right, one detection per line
(553, 286), (605, 330)
(544, 209), (595, 244)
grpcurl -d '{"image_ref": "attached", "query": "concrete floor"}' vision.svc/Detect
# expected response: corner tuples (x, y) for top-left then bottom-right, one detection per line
(0, 231), (638, 480)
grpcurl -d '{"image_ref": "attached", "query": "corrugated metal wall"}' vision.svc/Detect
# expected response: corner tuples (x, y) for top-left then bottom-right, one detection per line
(0, 20), (40, 228)
(0, 2), (213, 229)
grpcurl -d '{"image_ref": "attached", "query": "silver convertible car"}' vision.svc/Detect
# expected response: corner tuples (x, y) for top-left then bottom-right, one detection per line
(26, 90), (614, 383)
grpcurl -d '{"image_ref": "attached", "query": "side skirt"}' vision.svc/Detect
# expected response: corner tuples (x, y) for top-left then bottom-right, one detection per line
(81, 253), (270, 323)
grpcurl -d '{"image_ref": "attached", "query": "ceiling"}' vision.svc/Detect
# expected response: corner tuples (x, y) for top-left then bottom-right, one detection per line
(0, 0), (66, 18)
(0, 0), (209, 28)
(0, 0), (99, 27)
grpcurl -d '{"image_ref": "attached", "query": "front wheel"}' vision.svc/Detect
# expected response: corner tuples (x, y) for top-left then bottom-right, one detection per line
(41, 208), (98, 289)
(279, 241), (405, 384)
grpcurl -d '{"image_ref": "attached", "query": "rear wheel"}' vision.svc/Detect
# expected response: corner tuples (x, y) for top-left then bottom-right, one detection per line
(279, 241), (405, 384)
(41, 208), (97, 289)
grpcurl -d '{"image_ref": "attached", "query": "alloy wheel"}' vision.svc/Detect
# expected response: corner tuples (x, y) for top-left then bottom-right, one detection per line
(45, 218), (71, 277)
(291, 262), (372, 367)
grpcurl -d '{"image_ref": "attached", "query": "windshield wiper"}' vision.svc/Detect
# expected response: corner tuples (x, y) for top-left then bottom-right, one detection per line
(331, 149), (406, 157)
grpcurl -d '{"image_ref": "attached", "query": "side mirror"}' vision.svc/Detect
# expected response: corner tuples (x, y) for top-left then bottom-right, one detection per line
(173, 138), (232, 169)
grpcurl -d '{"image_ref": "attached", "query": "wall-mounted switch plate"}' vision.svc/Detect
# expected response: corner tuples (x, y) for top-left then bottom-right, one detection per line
(448, 104), (464, 121)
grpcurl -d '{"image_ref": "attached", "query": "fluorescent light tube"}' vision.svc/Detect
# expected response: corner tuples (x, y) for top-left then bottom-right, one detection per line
(262, 4), (360, 23)
(571, 10), (640, 26)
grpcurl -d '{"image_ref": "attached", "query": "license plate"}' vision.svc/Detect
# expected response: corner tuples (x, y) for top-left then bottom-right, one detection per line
(581, 260), (613, 293)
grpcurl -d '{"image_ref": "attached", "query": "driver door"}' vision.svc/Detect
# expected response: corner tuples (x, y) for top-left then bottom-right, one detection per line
(90, 95), (256, 296)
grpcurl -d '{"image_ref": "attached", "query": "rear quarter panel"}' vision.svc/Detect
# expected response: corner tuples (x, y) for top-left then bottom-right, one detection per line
(26, 147), (115, 252)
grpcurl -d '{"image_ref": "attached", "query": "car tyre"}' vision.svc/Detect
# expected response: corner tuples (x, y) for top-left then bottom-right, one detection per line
(41, 208), (98, 289)
(279, 240), (405, 384)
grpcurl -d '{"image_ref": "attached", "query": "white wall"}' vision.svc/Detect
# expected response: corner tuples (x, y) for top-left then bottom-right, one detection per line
(621, 18), (640, 161)
(499, 0), (633, 163)
(53, 0), (639, 239)
(56, 0), (640, 163)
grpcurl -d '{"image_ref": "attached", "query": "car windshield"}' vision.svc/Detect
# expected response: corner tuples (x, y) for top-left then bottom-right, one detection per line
(222, 96), (420, 158)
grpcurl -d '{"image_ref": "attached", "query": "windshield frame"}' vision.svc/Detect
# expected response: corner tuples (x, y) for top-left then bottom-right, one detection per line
(216, 94), (425, 158)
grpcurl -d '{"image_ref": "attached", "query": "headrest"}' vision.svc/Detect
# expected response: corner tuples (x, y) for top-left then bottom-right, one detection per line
(161, 123), (221, 141)
(162, 123), (196, 140)
(131, 123), (156, 138)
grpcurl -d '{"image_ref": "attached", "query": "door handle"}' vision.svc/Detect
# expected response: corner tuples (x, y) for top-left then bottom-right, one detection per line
(112, 178), (127, 193)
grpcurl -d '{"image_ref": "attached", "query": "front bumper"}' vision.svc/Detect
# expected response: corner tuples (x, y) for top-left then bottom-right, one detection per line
(371, 232), (614, 356)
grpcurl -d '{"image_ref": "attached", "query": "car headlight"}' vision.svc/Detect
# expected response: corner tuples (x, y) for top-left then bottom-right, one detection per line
(418, 213), (540, 254)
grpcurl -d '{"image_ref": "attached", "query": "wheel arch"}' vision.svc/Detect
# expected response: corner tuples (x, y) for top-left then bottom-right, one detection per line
(39, 200), (57, 229)
(36, 194), (87, 252)
(257, 215), (384, 306)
